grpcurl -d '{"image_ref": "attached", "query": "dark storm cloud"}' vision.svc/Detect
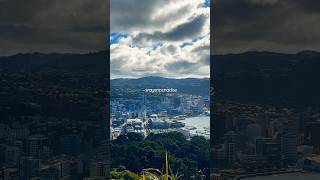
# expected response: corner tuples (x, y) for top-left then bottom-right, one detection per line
(296, 0), (320, 12)
(110, 0), (163, 30)
(134, 15), (207, 43)
(214, 0), (320, 54)
(110, 0), (192, 32)
(0, 0), (108, 55)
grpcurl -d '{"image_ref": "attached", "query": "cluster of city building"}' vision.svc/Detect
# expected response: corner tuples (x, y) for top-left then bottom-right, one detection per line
(0, 70), (109, 179)
(212, 101), (320, 179)
(110, 90), (210, 140)
(0, 121), (109, 180)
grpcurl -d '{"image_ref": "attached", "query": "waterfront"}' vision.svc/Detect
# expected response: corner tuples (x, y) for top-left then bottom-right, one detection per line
(181, 115), (210, 138)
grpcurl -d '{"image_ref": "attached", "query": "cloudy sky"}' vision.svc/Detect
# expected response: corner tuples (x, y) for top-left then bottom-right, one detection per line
(214, 0), (320, 54)
(0, 0), (107, 56)
(110, 0), (210, 79)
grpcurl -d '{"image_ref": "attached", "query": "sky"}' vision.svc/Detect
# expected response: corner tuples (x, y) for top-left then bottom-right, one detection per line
(214, 0), (320, 54)
(110, 0), (210, 79)
(1, 1), (320, 61)
(0, 0), (108, 56)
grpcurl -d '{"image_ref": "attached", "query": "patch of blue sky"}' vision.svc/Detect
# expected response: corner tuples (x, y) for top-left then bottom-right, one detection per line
(152, 43), (163, 50)
(180, 35), (207, 48)
(180, 42), (193, 48)
(129, 44), (144, 49)
(110, 32), (128, 45)
(129, 43), (162, 50)
(199, 0), (210, 8)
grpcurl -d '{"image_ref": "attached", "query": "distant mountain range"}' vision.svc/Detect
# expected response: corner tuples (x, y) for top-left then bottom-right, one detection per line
(2, 50), (320, 106)
(0, 51), (108, 74)
(111, 76), (210, 96)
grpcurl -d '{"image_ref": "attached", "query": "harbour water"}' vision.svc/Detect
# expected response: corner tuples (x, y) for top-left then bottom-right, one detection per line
(182, 115), (210, 138)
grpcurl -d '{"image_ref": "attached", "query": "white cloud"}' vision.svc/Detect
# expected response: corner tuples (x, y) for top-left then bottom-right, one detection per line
(110, 0), (210, 79)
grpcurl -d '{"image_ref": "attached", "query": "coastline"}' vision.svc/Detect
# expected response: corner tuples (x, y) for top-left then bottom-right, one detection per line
(178, 115), (210, 139)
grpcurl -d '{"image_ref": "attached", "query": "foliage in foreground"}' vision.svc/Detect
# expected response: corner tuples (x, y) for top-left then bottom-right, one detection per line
(111, 132), (210, 179)
(110, 166), (140, 180)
